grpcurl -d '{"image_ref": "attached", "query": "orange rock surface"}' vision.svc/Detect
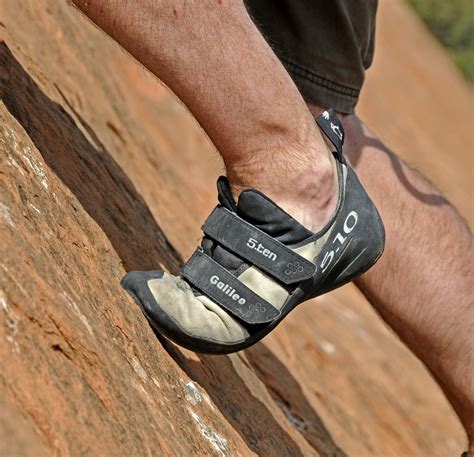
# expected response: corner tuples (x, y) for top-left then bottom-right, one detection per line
(0, 0), (471, 456)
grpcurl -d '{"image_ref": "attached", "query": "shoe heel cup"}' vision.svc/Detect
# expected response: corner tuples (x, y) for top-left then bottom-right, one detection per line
(312, 208), (385, 297)
(334, 214), (385, 288)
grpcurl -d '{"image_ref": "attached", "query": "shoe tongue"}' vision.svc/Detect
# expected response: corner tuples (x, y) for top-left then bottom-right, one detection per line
(236, 189), (313, 246)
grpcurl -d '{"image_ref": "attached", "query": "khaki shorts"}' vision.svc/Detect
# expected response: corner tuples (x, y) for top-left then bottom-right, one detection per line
(244, 0), (378, 113)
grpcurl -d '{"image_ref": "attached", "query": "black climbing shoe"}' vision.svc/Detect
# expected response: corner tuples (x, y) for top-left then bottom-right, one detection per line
(121, 109), (385, 354)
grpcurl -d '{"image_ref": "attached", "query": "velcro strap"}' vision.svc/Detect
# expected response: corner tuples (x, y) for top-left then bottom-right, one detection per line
(202, 207), (315, 285)
(181, 248), (280, 324)
(316, 108), (345, 163)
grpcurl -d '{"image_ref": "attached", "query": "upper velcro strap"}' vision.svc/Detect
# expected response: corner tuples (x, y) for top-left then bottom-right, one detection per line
(202, 207), (315, 285)
(181, 248), (280, 324)
(316, 108), (345, 163)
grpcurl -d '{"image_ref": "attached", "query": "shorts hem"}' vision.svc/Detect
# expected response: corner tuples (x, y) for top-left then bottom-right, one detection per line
(282, 58), (360, 114)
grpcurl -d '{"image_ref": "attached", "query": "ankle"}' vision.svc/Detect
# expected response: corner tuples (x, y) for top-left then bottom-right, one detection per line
(226, 139), (331, 189)
(225, 144), (338, 232)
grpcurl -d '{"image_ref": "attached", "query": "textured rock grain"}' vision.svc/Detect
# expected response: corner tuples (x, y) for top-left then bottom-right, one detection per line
(0, 1), (470, 456)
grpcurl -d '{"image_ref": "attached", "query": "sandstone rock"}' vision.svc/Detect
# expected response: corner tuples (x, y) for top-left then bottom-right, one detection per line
(0, 1), (469, 456)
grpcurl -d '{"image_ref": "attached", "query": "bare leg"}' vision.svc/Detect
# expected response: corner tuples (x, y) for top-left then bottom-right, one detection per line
(71, 0), (338, 232)
(308, 103), (474, 449)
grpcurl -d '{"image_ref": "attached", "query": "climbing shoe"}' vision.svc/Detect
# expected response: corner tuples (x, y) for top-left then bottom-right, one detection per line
(121, 109), (385, 354)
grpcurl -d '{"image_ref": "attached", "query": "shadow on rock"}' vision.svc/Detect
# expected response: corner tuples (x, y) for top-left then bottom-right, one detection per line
(246, 344), (347, 457)
(0, 41), (182, 274)
(157, 334), (303, 456)
(159, 332), (346, 457)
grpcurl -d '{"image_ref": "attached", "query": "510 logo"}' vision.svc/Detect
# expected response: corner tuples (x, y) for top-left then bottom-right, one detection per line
(320, 211), (358, 273)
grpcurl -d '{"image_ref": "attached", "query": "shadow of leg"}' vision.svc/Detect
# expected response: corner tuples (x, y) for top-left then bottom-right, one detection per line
(0, 42), (182, 273)
(343, 116), (450, 207)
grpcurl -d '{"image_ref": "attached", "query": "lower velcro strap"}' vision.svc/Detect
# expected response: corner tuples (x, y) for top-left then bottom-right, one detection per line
(181, 248), (280, 324)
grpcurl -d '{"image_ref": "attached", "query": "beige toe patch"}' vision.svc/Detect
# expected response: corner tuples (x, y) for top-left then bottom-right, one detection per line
(147, 273), (249, 344)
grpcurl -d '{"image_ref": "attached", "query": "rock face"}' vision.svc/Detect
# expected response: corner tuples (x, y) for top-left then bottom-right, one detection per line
(0, 1), (471, 456)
